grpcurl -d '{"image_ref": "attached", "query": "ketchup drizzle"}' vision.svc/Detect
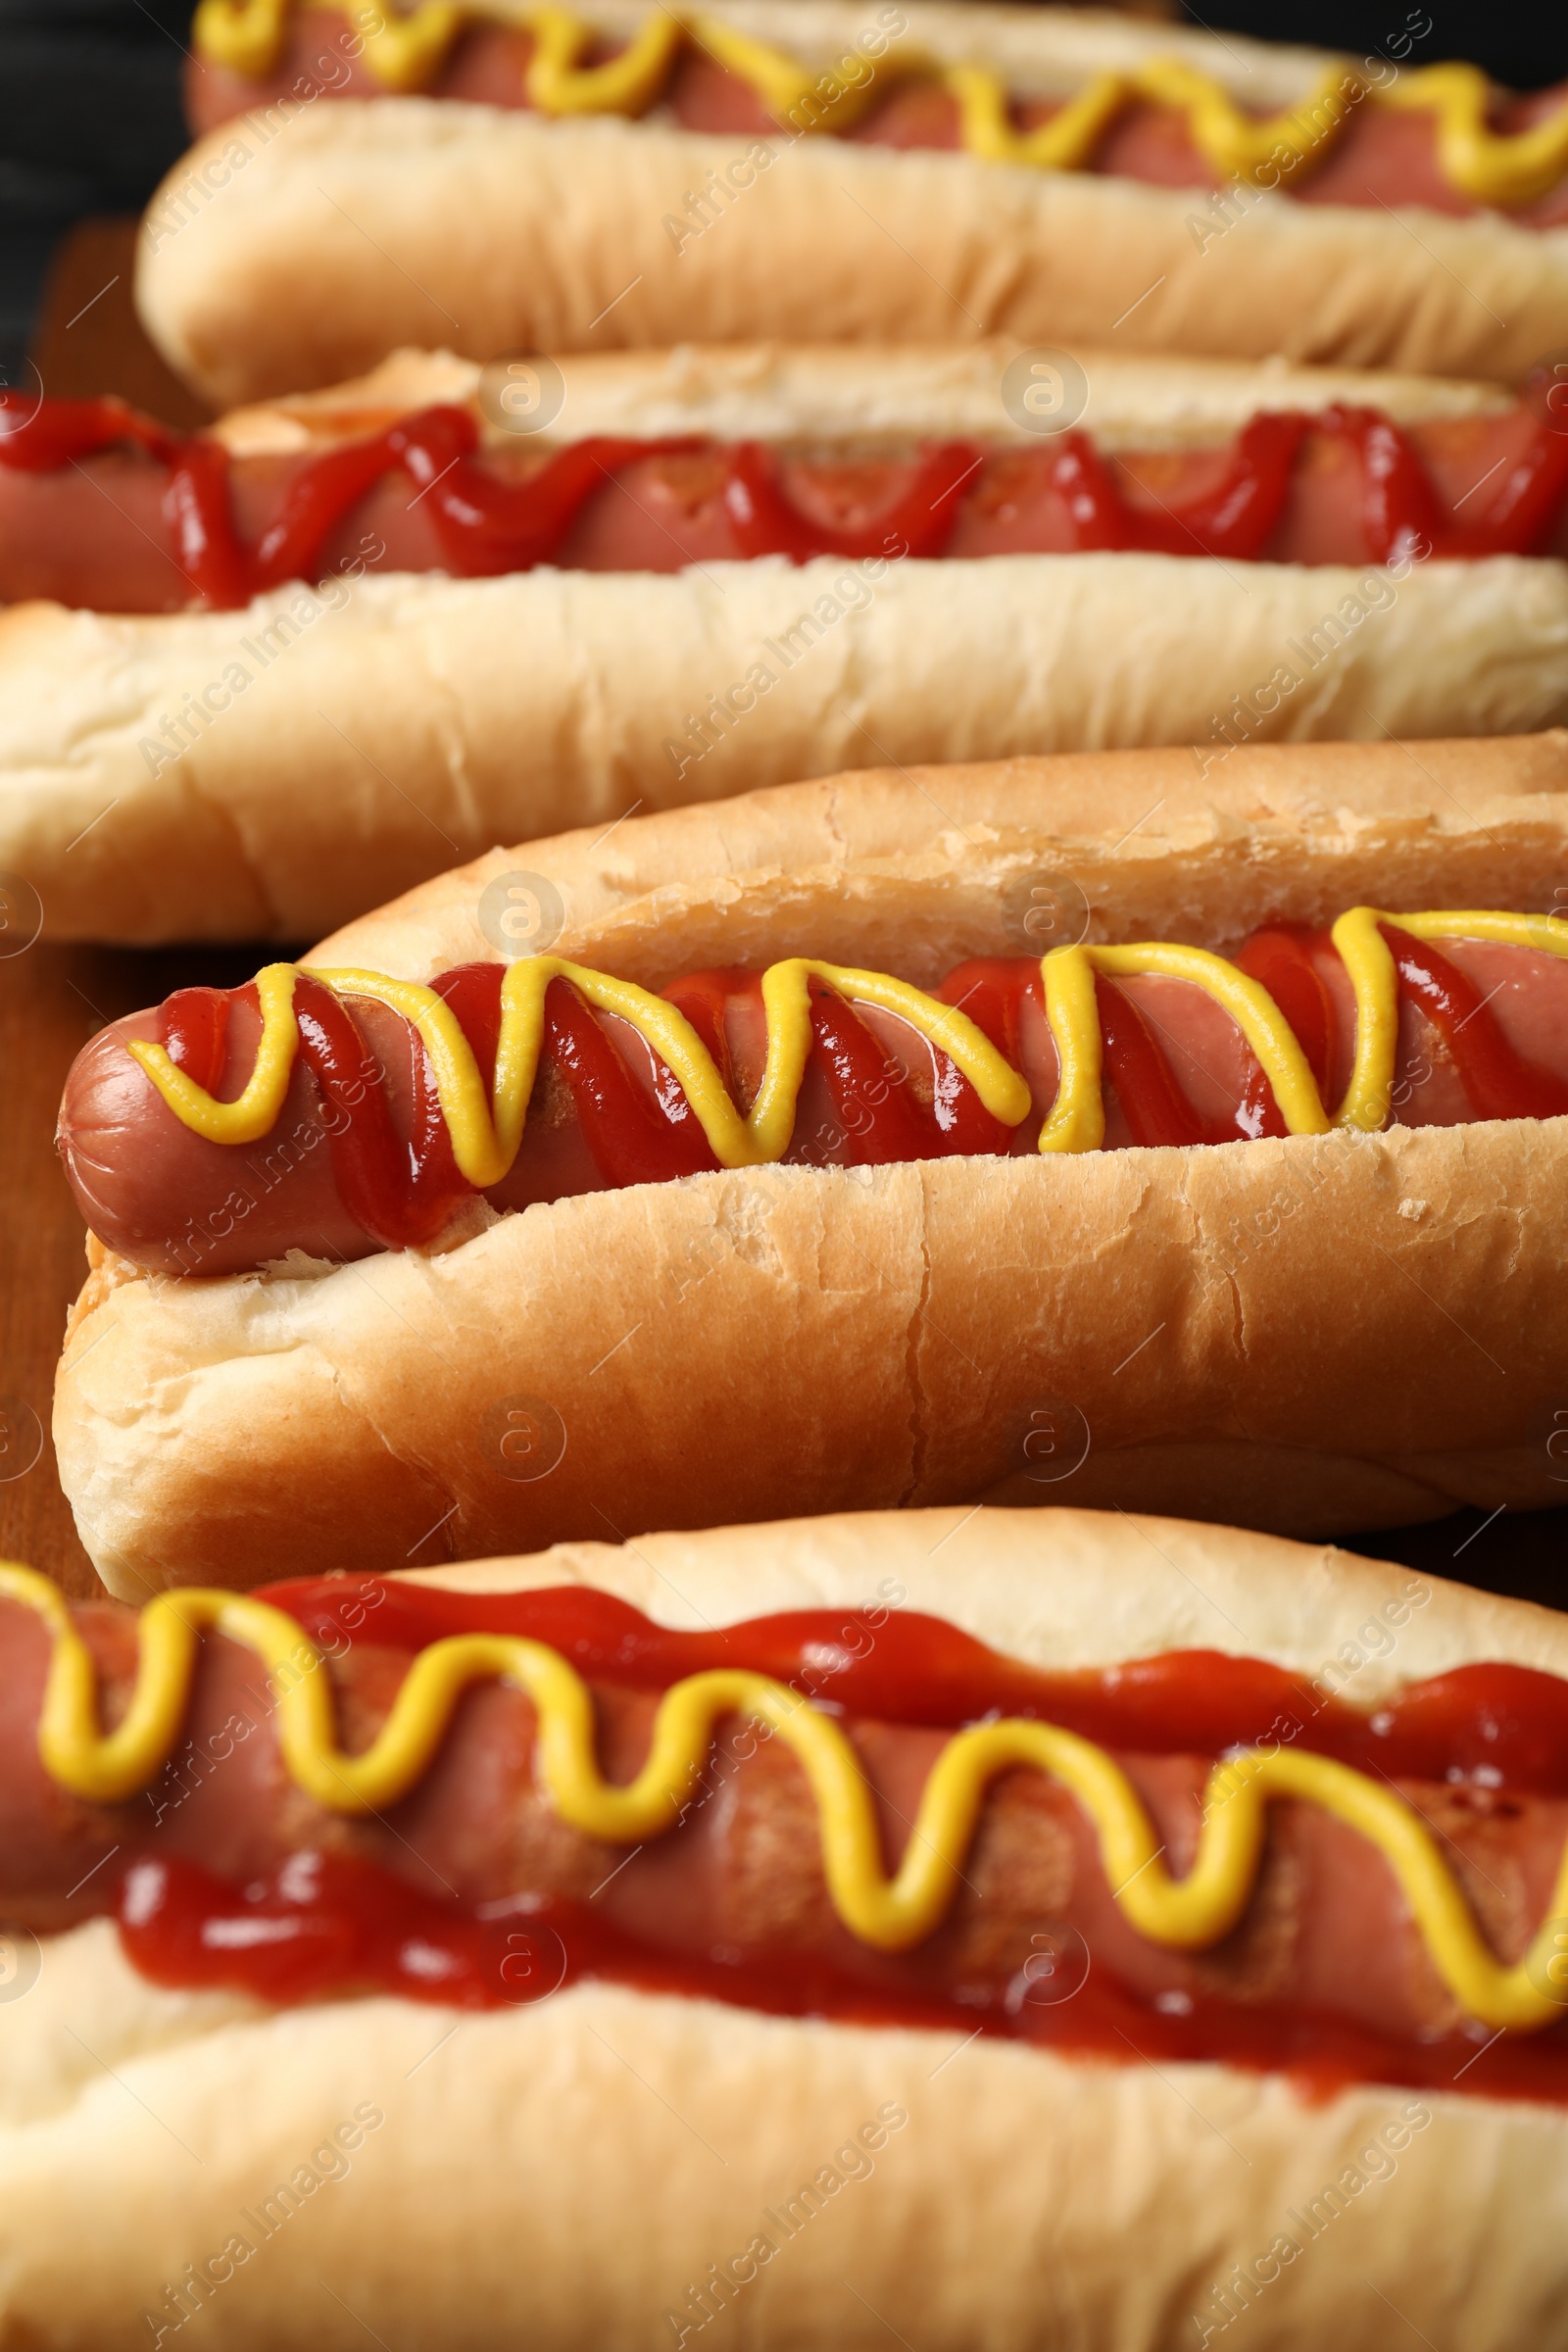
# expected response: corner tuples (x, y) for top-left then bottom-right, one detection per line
(542, 974), (717, 1189)
(1379, 925), (1568, 1122)
(112, 1848), (1568, 2108)
(1045, 412), (1311, 560)
(1098, 977), (1218, 1147)
(159, 986), (231, 1096)
(722, 437), (979, 560)
(385, 413), (702, 576)
(1165, 411), (1314, 558)
(11, 393), (1568, 611)
(1326, 400), (1568, 560)
(1234, 925), (1337, 1096)
(661, 966), (756, 1102)
(163, 436), (252, 609)
(803, 980), (953, 1164)
(0, 390), (174, 469)
(292, 975), (470, 1250)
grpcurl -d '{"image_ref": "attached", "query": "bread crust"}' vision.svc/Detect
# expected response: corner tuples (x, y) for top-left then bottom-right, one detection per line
(6, 549), (1568, 944)
(136, 26), (1568, 410)
(53, 744), (1568, 1591)
(4, 1510), (1566, 2350)
(53, 1124), (1568, 1595)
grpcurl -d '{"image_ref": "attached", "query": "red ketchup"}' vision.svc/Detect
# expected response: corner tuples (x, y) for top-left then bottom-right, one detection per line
(115, 1583), (1568, 2106)
(0, 391), (177, 469)
(7, 391), (1568, 612)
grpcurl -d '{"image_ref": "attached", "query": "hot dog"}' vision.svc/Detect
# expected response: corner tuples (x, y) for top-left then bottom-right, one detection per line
(6, 343), (1568, 946)
(49, 740), (1568, 1594)
(0, 1506), (1563, 2349)
(142, 3), (1568, 404)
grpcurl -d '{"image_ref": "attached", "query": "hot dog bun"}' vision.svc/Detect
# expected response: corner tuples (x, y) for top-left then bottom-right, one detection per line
(5, 1507), (1566, 2350)
(53, 739), (1568, 1595)
(137, 2), (1568, 406)
(6, 342), (1568, 946)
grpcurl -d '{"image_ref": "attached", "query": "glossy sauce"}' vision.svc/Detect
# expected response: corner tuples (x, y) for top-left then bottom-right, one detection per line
(5, 392), (1567, 612)
(117, 1582), (1568, 2103)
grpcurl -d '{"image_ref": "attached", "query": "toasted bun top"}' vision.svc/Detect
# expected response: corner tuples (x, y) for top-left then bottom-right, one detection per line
(396, 1505), (1568, 1697)
(214, 342), (1511, 459)
(312, 735), (1568, 986)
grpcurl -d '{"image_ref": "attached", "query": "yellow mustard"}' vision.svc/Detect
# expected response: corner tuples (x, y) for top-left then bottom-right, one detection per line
(126, 908), (1568, 1173)
(2, 1558), (1563, 2032)
(190, 1), (1568, 210)
(127, 953), (1033, 1180)
(1037, 907), (1568, 1148)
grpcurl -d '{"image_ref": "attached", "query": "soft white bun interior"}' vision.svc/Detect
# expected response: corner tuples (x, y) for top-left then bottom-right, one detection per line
(214, 341), (1513, 458)
(4, 1507), (1566, 2350)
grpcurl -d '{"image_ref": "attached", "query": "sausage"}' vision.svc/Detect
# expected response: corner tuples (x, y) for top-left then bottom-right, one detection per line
(179, 17), (1568, 230)
(58, 964), (1021, 1277)
(1, 1594), (1561, 2044)
(5, 409), (1565, 616)
(182, 8), (537, 136)
(55, 935), (1568, 1280)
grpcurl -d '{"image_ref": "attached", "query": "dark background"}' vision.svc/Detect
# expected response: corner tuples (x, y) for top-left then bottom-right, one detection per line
(0, 1), (189, 391)
(4, 2), (1568, 395)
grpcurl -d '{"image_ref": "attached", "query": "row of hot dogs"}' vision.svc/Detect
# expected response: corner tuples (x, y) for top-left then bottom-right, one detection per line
(6, 7), (1568, 2347)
